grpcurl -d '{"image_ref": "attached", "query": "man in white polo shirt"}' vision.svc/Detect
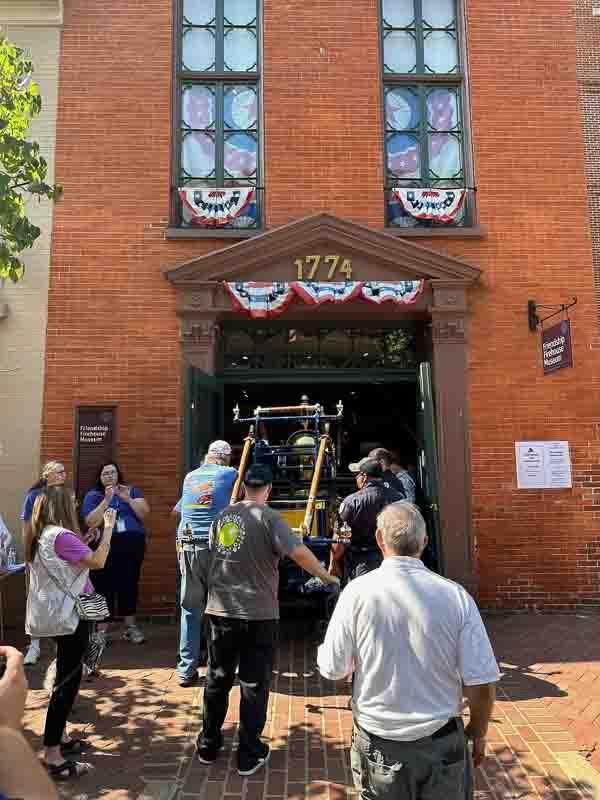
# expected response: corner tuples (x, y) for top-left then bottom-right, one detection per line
(317, 501), (499, 800)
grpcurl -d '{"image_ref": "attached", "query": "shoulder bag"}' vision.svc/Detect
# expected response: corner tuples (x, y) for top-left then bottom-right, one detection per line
(38, 554), (109, 622)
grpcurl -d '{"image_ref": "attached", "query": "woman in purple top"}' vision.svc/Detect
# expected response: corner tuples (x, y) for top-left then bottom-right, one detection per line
(21, 461), (68, 667)
(29, 486), (116, 781)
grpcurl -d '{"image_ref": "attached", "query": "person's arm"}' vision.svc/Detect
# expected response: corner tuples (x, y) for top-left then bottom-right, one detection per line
(83, 488), (114, 528)
(0, 726), (59, 800)
(463, 683), (496, 767)
(76, 509), (116, 570)
(288, 544), (340, 587)
(317, 587), (355, 681)
(22, 521), (33, 564)
(117, 486), (150, 519)
(457, 593), (501, 767)
(0, 647), (27, 730)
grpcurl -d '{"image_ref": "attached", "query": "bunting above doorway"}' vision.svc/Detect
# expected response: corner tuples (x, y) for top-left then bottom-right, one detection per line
(392, 188), (465, 223)
(179, 187), (255, 227)
(224, 280), (424, 319)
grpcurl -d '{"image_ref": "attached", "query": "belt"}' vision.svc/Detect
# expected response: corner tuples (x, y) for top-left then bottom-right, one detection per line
(177, 539), (209, 552)
(431, 718), (459, 739)
(355, 717), (459, 743)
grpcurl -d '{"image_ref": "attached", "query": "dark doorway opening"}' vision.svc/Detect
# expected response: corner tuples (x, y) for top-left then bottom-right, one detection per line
(223, 381), (418, 483)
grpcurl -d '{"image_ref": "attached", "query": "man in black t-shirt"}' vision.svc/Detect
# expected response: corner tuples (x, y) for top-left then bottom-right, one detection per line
(197, 464), (339, 777)
(339, 458), (404, 579)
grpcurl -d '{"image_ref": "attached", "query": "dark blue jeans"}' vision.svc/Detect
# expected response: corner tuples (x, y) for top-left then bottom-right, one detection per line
(199, 616), (278, 766)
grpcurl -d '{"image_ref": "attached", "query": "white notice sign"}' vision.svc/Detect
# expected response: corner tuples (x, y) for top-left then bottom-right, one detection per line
(515, 441), (572, 489)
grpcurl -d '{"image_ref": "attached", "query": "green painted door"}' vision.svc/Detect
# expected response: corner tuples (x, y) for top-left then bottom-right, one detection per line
(184, 367), (224, 473)
(417, 362), (442, 573)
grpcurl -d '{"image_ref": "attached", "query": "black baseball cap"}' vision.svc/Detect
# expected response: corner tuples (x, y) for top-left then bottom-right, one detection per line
(348, 458), (383, 479)
(243, 463), (274, 487)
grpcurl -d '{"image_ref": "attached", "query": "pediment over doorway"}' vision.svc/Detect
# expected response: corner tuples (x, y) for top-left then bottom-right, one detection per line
(163, 212), (481, 289)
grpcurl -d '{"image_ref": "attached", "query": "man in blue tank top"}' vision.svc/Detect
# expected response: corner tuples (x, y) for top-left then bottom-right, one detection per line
(175, 440), (237, 686)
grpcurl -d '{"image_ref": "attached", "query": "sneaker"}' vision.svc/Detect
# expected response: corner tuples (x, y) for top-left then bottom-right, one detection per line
(122, 625), (145, 645)
(23, 641), (41, 666)
(178, 672), (199, 687)
(196, 734), (223, 765)
(238, 744), (270, 776)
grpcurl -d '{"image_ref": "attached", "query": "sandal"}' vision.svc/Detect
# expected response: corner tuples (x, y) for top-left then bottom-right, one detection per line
(46, 760), (92, 780)
(60, 738), (87, 755)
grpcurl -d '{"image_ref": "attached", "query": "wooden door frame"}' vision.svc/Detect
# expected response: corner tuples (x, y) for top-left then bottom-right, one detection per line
(165, 213), (480, 594)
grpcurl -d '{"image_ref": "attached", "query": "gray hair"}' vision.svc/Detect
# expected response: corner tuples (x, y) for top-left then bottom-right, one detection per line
(377, 501), (427, 556)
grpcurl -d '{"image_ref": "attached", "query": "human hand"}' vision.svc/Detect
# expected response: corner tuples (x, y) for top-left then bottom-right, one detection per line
(116, 484), (131, 502)
(104, 485), (114, 503)
(0, 647), (28, 729)
(326, 575), (341, 590)
(464, 724), (487, 767)
(103, 508), (117, 531)
(81, 528), (100, 545)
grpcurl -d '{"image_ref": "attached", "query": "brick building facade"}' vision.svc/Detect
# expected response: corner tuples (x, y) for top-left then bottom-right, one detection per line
(41, 0), (599, 611)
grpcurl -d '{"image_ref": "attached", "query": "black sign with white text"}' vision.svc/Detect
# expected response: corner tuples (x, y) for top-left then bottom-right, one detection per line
(542, 320), (573, 375)
(74, 405), (117, 500)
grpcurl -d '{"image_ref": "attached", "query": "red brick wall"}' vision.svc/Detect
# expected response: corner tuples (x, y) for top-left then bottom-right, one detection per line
(42, 0), (598, 610)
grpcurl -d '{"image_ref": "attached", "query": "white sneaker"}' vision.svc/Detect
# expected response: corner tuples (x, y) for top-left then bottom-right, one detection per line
(23, 641), (41, 666)
(122, 624), (145, 645)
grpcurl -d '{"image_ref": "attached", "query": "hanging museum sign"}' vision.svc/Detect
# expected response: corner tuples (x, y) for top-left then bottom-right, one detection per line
(224, 280), (424, 319)
(541, 319), (573, 375)
(392, 188), (466, 223)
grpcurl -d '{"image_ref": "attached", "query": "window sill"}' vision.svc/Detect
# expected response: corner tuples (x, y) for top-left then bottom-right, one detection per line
(385, 225), (487, 239)
(165, 227), (263, 240)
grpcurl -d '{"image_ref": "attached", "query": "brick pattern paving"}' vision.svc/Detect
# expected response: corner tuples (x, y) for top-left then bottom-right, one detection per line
(17, 615), (600, 799)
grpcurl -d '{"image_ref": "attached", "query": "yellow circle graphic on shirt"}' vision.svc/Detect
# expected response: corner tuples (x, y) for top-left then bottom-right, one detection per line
(219, 521), (241, 548)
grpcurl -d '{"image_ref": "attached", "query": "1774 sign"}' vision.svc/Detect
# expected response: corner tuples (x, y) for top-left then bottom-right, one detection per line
(542, 319), (573, 374)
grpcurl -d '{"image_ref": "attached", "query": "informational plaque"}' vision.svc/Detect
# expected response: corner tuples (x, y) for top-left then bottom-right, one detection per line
(542, 320), (573, 374)
(74, 405), (117, 501)
(515, 441), (572, 489)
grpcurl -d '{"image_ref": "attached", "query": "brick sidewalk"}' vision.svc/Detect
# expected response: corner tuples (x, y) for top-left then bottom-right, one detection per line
(18, 615), (600, 799)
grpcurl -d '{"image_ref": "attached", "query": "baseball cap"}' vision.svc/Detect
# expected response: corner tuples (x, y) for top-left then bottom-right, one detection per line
(243, 463), (274, 487)
(208, 440), (232, 459)
(348, 458), (383, 479)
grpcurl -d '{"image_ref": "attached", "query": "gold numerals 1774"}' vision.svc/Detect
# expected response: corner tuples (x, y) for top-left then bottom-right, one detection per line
(295, 255), (353, 281)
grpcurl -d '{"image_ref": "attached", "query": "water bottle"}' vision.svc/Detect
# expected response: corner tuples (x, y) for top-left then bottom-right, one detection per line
(7, 546), (17, 567)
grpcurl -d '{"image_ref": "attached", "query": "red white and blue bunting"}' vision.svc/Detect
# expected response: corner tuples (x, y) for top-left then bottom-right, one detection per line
(361, 281), (424, 305)
(292, 281), (363, 306)
(179, 187), (255, 227)
(224, 281), (424, 319)
(393, 188), (465, 223)
(225, 282), (295, 318)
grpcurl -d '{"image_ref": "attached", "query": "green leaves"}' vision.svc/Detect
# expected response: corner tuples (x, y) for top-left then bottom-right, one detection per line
(0, 34), (63, 282)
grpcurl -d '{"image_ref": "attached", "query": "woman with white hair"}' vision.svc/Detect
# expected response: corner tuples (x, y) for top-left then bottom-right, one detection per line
(21, 461), (68, 666)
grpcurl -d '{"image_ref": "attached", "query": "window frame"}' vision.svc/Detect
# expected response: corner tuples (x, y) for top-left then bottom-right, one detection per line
(170, 0), (263, 234)
(379, 0), (478, 233)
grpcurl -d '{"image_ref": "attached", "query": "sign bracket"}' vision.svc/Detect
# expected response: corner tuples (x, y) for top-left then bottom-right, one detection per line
(528, 297), (577, 331)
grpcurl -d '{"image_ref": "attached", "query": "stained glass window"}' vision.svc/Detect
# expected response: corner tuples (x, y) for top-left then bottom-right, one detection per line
(176, 0), (261, 229)
(381, 0), (471, 228)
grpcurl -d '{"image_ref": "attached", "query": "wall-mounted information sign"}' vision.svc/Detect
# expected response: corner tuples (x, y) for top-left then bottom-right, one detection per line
(74, 405), (117, 500)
